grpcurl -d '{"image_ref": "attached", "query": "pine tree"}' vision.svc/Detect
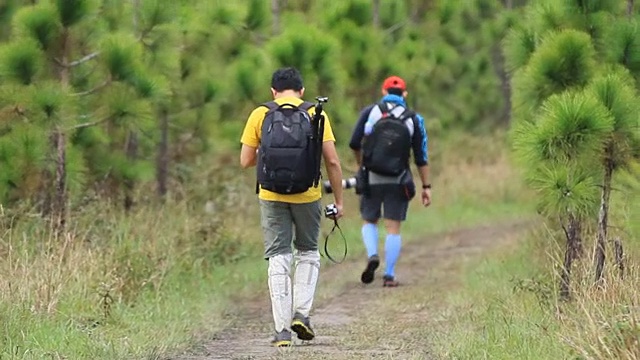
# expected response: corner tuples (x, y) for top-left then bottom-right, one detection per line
(0, 0), (99, 233)
(506, 0), (640, 294)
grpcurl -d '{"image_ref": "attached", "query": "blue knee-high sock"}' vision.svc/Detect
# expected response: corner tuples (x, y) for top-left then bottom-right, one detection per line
(361, 223), (379, 258)
(384, 234), (402, 277)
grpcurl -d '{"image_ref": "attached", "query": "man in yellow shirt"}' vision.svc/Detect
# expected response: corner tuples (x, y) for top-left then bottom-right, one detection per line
(240, 67), (345, 347)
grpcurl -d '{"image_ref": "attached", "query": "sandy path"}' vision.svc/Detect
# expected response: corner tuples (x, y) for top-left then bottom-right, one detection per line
(173, 219), (531, 360)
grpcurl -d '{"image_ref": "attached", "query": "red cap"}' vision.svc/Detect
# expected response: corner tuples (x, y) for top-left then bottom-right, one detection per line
(381, 76), (406, 91)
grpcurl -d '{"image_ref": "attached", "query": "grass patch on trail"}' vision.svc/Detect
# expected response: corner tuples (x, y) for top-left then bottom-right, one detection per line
(0, 130), (534, 359)
(432, 168), (640, 360)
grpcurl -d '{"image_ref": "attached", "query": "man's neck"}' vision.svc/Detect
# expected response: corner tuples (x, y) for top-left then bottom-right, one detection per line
(274, 90), (301, 99)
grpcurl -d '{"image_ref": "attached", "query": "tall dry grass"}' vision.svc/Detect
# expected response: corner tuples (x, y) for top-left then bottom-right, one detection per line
(0, 159), (264, 358)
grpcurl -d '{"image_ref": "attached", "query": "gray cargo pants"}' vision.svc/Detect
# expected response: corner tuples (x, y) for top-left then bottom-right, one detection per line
(259, 199), (322, 258)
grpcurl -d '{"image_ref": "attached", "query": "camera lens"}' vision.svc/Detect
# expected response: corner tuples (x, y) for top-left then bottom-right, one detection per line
(322, 180), (333, 194)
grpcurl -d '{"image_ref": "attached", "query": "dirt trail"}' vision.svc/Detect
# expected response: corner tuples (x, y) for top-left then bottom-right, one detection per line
(173, 219), (532, 360)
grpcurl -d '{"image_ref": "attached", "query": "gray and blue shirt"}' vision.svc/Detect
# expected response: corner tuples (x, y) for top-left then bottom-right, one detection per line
(349, 94), (429, 185)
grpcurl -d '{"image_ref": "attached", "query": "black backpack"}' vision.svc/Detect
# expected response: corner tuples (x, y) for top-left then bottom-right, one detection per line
(257, 101), (319, 194)
(362, 102), (414, 176)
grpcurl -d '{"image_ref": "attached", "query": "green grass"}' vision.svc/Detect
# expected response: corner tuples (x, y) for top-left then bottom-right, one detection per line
(0, 130), (536, 359)
(432, 164), (640, 360)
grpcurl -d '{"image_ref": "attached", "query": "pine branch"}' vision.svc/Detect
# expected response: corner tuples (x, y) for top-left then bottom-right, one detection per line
(55, 52), (100, 68)
(168, 102), (208, 118)
(384, 21), (409, 36)
(69, 52), (100, 67)
(72, 80), (111, 97)
(67, 115), (111, 131)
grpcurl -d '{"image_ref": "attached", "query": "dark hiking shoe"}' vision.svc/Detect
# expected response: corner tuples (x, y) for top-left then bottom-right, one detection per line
(383, 274), (400, 287)
(360, 255), (380, 284)
(291, 312), (315, 341)
(271, 330), (292, 347)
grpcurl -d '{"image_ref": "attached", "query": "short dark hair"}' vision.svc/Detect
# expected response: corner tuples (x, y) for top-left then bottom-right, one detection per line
(386, 87), (404, 96)
(271, 67), (304, 92)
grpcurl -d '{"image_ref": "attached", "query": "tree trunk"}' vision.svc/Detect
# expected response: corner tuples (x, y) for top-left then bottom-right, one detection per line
(613, 237), (625, 279)
(560, 213), (580, 299)
(124, 131), (138, 211)
(48, 26), (71, 235)
(410, 0), (433, 24)
(628, 0), (634, 17)
(594, 145), (614, 285)
(372, 0), (380, 28)
(132, 0), (140, 31)
(48, 129), (67, 236)
(124, 0), (141, 212)
(492, 44), (512, 126)
(271, 0), (280, 36)
(156, 108), (169, 199)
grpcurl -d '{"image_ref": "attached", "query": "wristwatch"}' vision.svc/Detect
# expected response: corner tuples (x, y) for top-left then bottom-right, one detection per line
(422, 184), (431, 189)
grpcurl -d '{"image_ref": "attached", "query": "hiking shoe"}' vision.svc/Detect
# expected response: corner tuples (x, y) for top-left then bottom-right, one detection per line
(383, 274), (400, 287)
(271, 330), (292, 347)
(291, 312), (315, 341)
(360, 255), (380, 284)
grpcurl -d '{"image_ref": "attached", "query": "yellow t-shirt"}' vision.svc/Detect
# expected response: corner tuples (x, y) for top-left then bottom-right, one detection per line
(240, 96), (336, 204)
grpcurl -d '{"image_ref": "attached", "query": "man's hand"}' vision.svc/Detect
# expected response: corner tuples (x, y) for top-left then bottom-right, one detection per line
(334, 203), (344, 220)
(421, 188), (432, 207)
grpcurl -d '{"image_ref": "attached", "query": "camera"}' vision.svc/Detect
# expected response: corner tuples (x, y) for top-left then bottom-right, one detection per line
(324, 203), (338, 218)
(322, 177), (357, 194)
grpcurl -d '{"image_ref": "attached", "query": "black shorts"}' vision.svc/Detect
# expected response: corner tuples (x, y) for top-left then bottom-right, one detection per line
(359, 184), (410, 222)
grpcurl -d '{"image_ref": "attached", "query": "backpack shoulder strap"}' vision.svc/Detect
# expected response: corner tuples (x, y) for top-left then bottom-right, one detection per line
(397, 107), (415, 121)
(261, 101), (279, 111)
(378, 101), (407, 120)
(299, 101), (314, 111)
(377, 101), (390, 113)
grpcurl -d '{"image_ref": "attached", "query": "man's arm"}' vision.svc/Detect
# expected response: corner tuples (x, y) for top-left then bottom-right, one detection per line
(412, 113), (431, 206)
(239, 107), (265, 169)
(349, 105), (374, 168)
(416, 165), (430, 188)
(322, 140), (344, 211)
(240, 144), (258, 168)
(412, 113), (429, 184)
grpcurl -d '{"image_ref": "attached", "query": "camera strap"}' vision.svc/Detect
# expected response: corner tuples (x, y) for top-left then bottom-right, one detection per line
(322, 218), (347, 264)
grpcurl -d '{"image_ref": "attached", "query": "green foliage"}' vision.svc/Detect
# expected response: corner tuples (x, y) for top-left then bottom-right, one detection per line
(507, 0), (640, 297)
(245, 0), (268, 32)
(103, 84), (153, 131)
(525, 30), (596, 101)
(139, 0), (176, 30)
(13, 4), (61, 51)
(529, 164), (600, 221)
(380, 0), (407, 29)
(562, 0), (621, 14)
(101, 34), (143, 82)
(0, 123), (47, 201)
(587, 73), (640, 169)
(32, 81), (70, 122)
(56, 0), (93, 27)
(534, 91), (613, 163)
(0, 0), (517, 207)
(530, 1), (568, 35)
(326, 0), (372, 28)
(603, 20), (640, 77)
(503, 27), (538, 72)
(0, 39), (43, 85)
